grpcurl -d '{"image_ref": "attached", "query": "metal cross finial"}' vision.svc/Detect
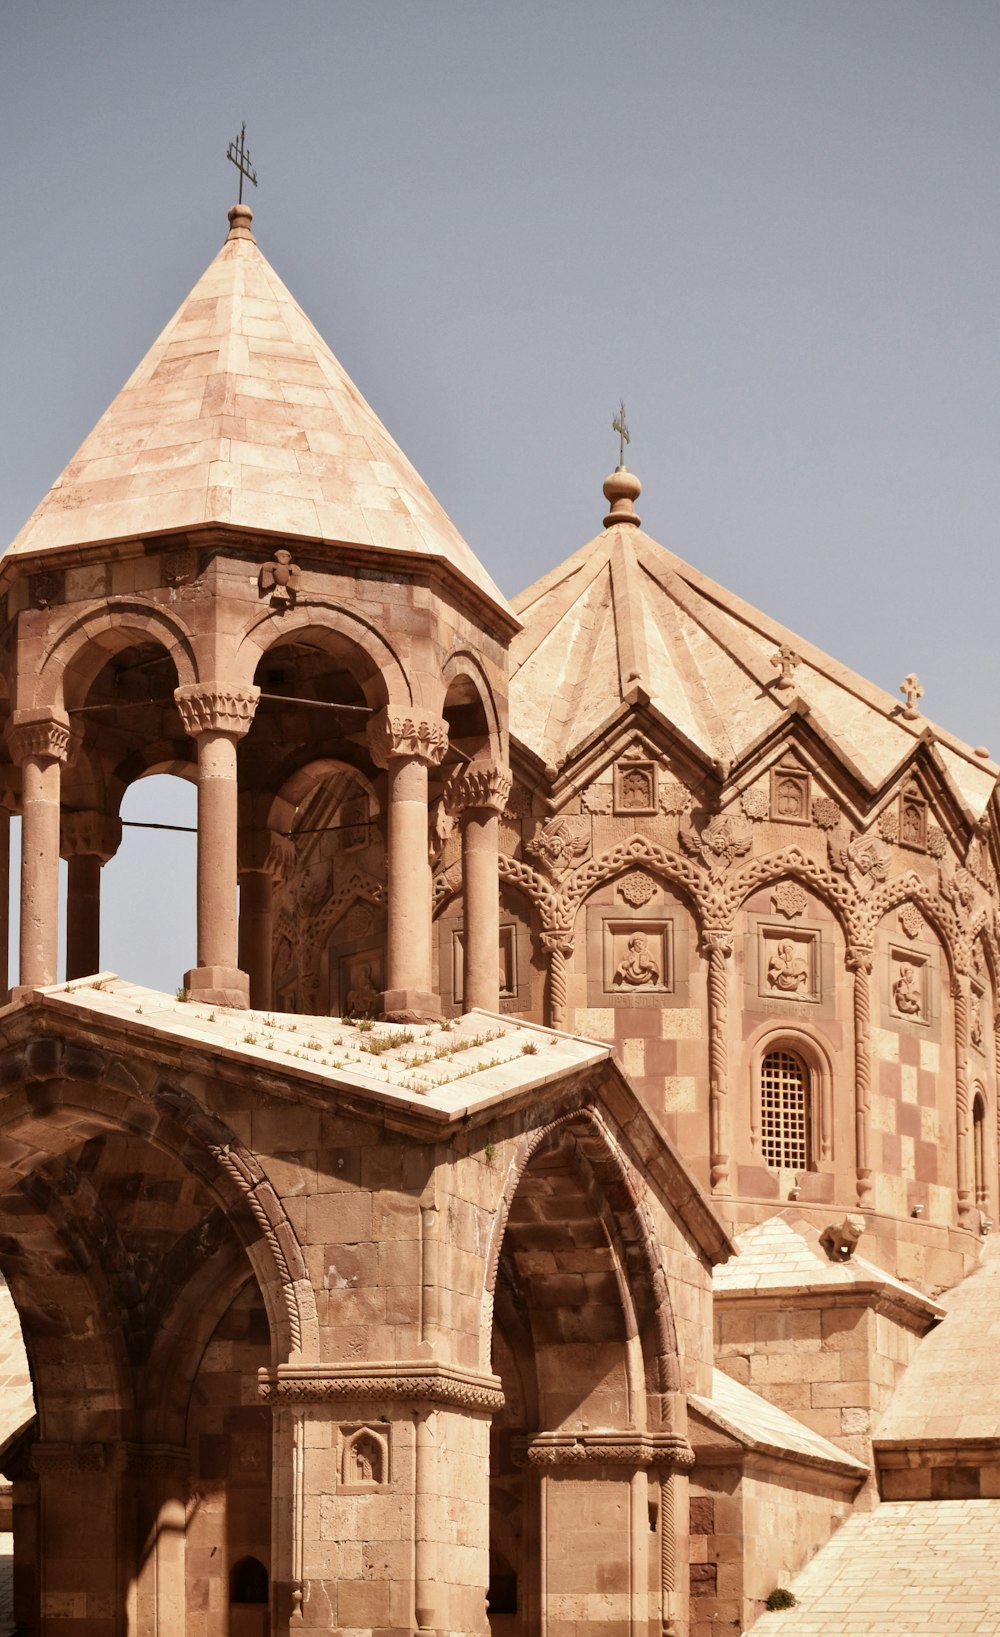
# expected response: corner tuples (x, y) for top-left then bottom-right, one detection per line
(771, 644), (800, 690)
(900, 673), (924, 719)
(612, 400), (630, 468)
(226, 122), (258, 204)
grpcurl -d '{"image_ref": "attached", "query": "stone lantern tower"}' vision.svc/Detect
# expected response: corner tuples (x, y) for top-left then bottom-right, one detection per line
(0, 202), (517, 1017)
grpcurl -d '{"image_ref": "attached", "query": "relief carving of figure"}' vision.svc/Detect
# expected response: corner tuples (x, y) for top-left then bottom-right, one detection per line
(680, 811), (753, 878)
(525, 817), (589, 879)
(613, 932), (660, 988)
(346, 963), (380, 1017)
(893, 963), (922, 1017)
(259, 548), (300, 609)
(828, 830), (890, 899)
(767, 939), (809, 994)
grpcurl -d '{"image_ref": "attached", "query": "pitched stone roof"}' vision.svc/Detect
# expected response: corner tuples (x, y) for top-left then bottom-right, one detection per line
(7, 205), (512, 619)
(689, 1368), (868, 1478)
(510, 469), (996, 812)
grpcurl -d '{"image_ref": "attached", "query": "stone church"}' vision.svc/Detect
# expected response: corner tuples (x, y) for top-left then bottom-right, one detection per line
(0, 198), (997, 1636)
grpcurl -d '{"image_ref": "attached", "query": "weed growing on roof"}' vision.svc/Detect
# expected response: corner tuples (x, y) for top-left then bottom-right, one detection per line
(362, 1029), (414, 1056)
(175, 987), (189, 1002)
(521, 1041), (538, 1055)
(242, 1033), (258, 1045)
(765, 1588), (796, 1611)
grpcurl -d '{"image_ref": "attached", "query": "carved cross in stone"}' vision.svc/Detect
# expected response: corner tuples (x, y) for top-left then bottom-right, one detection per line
(900, 673), (924, 720)
(771, 644), (799, 690)
(226, 122), (258, 204)
(612, 400), (630, 467)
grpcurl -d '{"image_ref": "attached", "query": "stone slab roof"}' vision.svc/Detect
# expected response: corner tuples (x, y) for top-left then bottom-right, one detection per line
(713, 1214), (946, 1324)
(690, 1368), (867, 1479)
(7, 207), (512, 620)
(510, 499), (997, 812)
(875, 1235), (1000, 1446)
(748, 1499), (1000, 1635)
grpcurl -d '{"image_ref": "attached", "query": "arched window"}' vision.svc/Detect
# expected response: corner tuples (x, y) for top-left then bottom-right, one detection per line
(760, 1048), (811, 1171)
(973, 1089), (987, 1207)
(230, 1556), (269, 1605)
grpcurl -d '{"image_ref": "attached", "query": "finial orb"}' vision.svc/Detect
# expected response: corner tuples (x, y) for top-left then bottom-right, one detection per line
(227, 203), (255, 242)
(602, 466), (641, 529)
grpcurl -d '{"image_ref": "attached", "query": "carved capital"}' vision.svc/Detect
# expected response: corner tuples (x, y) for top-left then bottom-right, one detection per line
(60, 810), (123, 863)
(701, 929), (734, 958)
(539, 931), (574, 959)
(366, 709), (449, 769)
(174, 683), (260, 738)
(5, 711), (72, 766)
(515, 1431), (695, 1471)
(445, 761), (513, 815)
(846, 944), (874, 976)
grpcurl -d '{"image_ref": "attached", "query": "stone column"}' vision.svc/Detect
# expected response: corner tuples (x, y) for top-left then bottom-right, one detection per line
(60, 811), (123, 981)
(238, 830), (294, 1011)
(0, 789), (16, 1004)
(846, 943), (874, 1209)
(6, 710), (72, 994)
(174, 683), (260, 1009)
(953, 971), (975, 1228)
(446, 762), (512, 1013)
(367, 709), (448, 1022)
(541, 934), (573, 1031)
(702, 929), (734, 1196)
(32, 1440), (125, 1637)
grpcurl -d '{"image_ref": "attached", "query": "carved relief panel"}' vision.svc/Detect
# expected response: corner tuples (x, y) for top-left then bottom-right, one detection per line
(743, 911), (835, 1019)
(338, 1423), (390, 1492)
(758, 927), (820, 1003)
(769, 765), (811, 825)
(887, 947), (932, 1028)
(614, 756), (657, 817)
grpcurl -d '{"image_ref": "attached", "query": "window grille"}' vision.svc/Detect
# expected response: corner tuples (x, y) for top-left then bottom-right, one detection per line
(761, 1049), (808, 1170)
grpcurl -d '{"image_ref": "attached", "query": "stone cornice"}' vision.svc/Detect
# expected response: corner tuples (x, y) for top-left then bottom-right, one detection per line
(30, 1440), (190, 1477)
(6, 711), (72, 766)
(174, 683), (260, 738)
(366, 709), (449, 770)
(713, 1280), (944, 1333)
(258, 1360), (504, 1411)
(514, 1430), (695, 1470)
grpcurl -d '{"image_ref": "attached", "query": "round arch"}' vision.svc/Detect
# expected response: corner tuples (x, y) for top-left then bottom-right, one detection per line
(33, 605), (199, 712)
(236, 606), (410, 711)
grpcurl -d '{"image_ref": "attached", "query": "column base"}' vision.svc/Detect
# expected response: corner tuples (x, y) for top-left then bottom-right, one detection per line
(183, 965), (250, 1009)
(379, 989), (442, 1025)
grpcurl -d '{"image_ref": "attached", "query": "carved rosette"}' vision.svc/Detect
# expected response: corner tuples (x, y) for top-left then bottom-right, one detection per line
(366, 709), (449, 769)
(174, 684), (260, 738)
(6, 712), (72, 765)
(444, 762), (513, 815)
(59, 810), (123, 863)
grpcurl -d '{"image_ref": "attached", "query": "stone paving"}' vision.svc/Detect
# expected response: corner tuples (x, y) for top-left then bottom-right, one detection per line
(749, 1500), (1000, 1634)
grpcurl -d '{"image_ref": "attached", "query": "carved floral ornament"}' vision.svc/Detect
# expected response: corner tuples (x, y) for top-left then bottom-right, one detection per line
(5, 713), (73, 766)
(772, 880), (808, 919)
(740, 783), (770, 821)
(366, 710), (449, 769)
(60, 810), (123, 863)
(443, 762), (513, 815)
(618, 869), (657, 907)
(899, 902), (926, 940)
(174, 684), (260, 738)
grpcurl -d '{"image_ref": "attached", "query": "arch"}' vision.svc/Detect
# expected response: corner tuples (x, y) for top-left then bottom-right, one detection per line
(726, 851), (854, 944)
(33, 604), (198, 711)
(867, 878), (962, 982)
(731, 864), (853, 946)
(265, 756), (381, 840)
(566, 834), (708, 924)
(440, 649), (503, 758)
(745, 1020), (837, 1169)
(973, 1085), (988, 1208)
(237, 605), (410, 710)
(230, 1555), (269, 1605)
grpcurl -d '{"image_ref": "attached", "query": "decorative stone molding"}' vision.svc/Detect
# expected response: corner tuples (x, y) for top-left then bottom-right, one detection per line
(444, 761), (512, 815)
(366, 709), (449, 769)
(6, 711), (72, 765)
(174, 683), (260, 737)
(32, 1440), (189, 1477)
(515, 1431), (695, 1470)
(59, 810), (123, 863)
(32, 1441), (109, 1474)
(846, 942), (874, 1207)
(258, 1361), (505, 1411)
(702, 929), (734, 1194)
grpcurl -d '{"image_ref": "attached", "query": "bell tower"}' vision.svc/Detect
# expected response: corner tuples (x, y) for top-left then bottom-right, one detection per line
(1, 202), (517, 1018)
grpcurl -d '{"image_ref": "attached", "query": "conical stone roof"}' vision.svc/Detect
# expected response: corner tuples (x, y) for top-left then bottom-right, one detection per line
(510, 467), (996, 810)
(8, 204), (512, 619)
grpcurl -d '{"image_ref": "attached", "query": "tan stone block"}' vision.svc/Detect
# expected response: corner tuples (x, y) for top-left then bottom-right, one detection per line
(307, 1191), (373, 1244)
(663, 1076), (698, 1112)
(660, 1008), (702, 1039)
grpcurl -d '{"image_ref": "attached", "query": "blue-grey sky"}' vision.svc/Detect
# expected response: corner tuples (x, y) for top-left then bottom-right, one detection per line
(2, 2), (1000, 989)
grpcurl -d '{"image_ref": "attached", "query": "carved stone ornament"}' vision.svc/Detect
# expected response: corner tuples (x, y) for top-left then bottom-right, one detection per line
(5, 712), (72, 766)
(878, 807), (900, 843)
(740, 784), (770, 821)
(927, 826), (948, 859)
(827, 831), (890, 899)
(942, 864), (976, 917)
(366, 710), (449, 769)
(659, 779), (693, 816)
(819, 1214), (866, 1262)
(28, 569), (64, 610)
(174, 684), (260, 737)
(680, 811), (753, 878)
(967, 833), (993, 888)
(581, 783), (613, 815)
(618, 869), (657, 907)
(161, 547), (198, 587)
(812, 796), (841, 830)
(525, 816), (589, 879)
(60, 810), (123, 863)
(503, 781), (532, 819)
(258, 1362), (505, 1411)
(340, 1424), (389, 1488)
(444, 762), (513, 815)
(515, 1431), (694, 1471)
(771, 881), (808, 919)
(259, 547), (301, 609)
(614, 755), (657, 815)
(898, 902), (925, 940)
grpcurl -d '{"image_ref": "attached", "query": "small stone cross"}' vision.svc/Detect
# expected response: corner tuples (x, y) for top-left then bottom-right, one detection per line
(612, 400), (630, 468)
(226, 122), (258, 204)
(771, 644), (799, 690)
(900, 673), (924, 720)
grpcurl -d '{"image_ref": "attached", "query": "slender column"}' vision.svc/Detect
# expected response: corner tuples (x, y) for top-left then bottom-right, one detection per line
(846, 943), (874, 1208)
(702, 929), (734, 1196)
(175, 683), (259, 1008)
(0, 799), (13, 1003)
(60, 810), (123, 981)
(954, 971), (975, 1228)
(6, 711), (71, 994)
(238, 830), (294, 1010)
(541, 934), (573, 1030)
(446, 762), (512, 1014)
(367, 709), (448, 1022)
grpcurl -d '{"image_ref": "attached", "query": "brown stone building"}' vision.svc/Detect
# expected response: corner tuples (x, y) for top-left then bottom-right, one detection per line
(0, 200), (998, 1635)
